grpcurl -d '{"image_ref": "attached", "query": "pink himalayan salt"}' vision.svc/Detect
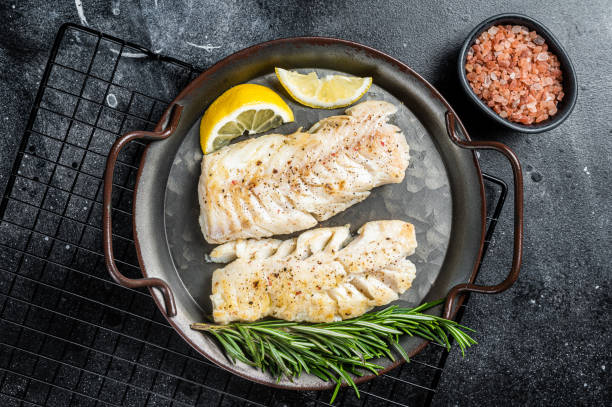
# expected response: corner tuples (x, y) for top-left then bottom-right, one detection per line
(466, 24), (564, 125)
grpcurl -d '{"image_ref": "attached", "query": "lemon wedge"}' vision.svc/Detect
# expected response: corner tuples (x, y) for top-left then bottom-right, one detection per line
(275, 68), (372, 109)
(200, 84), (294, 154)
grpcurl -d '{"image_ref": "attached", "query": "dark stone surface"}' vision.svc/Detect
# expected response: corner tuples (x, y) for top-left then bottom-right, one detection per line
(0, 1), (610, 406)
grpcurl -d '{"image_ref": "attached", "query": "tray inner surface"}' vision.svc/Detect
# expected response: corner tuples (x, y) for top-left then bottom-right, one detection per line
(164, 69), (452, 314)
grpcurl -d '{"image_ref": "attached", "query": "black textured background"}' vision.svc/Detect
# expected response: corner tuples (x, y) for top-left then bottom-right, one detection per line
(0, 1), (610, 406)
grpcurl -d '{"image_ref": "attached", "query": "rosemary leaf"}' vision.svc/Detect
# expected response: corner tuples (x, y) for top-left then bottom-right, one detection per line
(291, 326), (355, 339)
(191, 298), (476, 404)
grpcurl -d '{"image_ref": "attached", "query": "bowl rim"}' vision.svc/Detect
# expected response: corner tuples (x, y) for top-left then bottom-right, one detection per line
(457, 12), (578, 133)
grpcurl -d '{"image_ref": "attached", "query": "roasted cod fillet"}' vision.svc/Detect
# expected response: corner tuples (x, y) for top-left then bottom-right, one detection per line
(209, 220), (417, 324)
(198, 101), (410, 244)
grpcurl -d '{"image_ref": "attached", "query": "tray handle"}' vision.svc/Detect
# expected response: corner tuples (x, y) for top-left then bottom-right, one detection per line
(103, 104), (184, 317)
(442, 111), (524, 319)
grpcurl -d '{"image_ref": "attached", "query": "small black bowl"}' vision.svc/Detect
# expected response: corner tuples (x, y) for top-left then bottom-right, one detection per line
(458, 13), (577, 133)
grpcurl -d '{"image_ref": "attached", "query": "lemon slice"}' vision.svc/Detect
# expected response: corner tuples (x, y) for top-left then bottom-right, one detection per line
(275, 68), (372, 109)
(200, 84), (294, 154)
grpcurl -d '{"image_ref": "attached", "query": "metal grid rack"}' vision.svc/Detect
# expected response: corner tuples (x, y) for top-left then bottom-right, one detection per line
(0, 23), (507, 407)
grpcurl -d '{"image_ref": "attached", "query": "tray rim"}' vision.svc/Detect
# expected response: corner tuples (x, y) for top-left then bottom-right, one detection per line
(130, 36), (487, 390)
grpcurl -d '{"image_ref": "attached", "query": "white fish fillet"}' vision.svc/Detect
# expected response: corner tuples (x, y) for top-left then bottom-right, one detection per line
(199, 101), (410, 244)
(209, 220), (417, 324)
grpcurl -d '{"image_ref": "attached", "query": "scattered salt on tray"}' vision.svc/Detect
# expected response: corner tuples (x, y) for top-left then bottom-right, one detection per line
(466, 24), (564, 125)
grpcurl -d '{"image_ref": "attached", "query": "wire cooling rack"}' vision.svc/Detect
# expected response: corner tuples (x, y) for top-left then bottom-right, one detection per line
(0, 23), (507, 407)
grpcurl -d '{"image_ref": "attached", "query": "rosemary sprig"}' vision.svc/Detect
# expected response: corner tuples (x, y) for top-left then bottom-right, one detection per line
(191, 299), (476, 403)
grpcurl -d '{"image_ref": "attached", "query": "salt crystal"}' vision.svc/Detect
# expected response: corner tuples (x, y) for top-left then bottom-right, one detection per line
(494, 96), (508, 105)
(499, 111), (508, 118)
(490, 72), (497, 80)
(509, 72), (516, 79)
(488, 26), (499, 35)
(536, 52), (549, 61)
(512, 25), (523, 34)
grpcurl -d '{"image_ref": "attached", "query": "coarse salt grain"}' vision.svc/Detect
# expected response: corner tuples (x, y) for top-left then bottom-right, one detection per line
(466, 24), (564, 125)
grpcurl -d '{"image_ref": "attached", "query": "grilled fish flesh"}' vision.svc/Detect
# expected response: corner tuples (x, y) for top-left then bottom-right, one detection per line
(198, 101), (410, 244)
(209, 220), (417, 324)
